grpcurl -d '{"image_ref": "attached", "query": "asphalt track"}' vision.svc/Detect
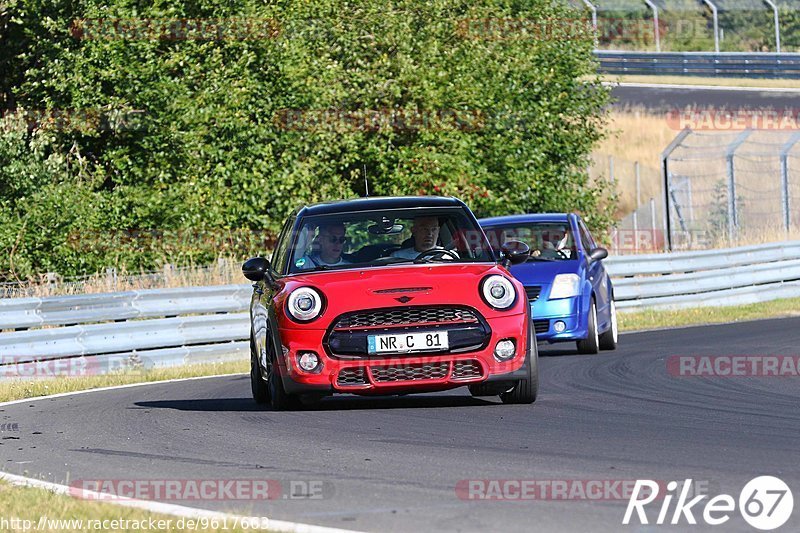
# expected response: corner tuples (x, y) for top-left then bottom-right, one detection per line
(2, 317), (800, 532)
(610, 84), (800, 111)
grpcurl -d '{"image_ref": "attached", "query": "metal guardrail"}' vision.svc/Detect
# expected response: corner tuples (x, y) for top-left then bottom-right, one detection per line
(606, 240), (800, 311)
(595, 51), (800, 78)
(1, 240), (798, 377)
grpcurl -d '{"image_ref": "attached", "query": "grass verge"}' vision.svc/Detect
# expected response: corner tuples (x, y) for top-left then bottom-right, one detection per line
(0, 359), (248, 403)
(0, 480), (270, 532)
(619, 296), (800, 332)
(604, 75), (800, 89)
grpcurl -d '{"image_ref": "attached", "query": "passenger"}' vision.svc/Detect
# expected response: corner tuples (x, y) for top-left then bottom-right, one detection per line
(300, 223), (351, 268)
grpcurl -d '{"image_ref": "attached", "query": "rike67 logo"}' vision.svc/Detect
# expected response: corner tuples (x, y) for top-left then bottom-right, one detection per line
(624, 476), (794, 530)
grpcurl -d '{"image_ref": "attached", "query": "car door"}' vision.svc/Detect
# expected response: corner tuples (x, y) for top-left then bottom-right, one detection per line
(252, 216), (294, 365)
(576, 217), (611, 329)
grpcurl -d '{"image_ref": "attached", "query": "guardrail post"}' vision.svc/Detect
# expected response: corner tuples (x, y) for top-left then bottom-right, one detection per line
(700, 0), (720, 53)
(780, 132), (800, 234)
(725, 130), (752, 244)
(643, 0), (660, 52)
(661, 128), (692, 251)
(763, 0), (781, 53)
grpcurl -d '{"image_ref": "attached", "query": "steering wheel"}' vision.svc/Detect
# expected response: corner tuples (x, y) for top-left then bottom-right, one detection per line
(554, 248), (570, 260)
(414, 248), (460, 262)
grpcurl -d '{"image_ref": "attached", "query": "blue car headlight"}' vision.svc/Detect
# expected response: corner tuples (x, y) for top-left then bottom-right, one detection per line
(549, 274), (580, 300)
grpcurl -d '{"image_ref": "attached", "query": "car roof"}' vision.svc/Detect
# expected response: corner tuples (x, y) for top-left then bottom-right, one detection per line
(479, 213), (571, 226)
(295, 196), (465, 217)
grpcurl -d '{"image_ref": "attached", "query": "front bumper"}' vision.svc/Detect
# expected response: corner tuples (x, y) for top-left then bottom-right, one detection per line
(531, 296), (587, 342)
(276, 313), (528, 395)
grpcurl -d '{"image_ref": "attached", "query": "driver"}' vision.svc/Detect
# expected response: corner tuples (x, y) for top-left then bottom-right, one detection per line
(299, 222), (351, 268)
(536, 228), (572, 258)
(391, 216), (445, 260)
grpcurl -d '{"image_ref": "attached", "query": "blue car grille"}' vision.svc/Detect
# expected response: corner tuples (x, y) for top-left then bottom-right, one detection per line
(525, 286), (542, 302)
(533, 319), (549, 334)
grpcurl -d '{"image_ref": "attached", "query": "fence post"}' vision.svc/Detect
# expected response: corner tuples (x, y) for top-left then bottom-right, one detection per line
(608, 155), (615, 187)
(725, 130), (752, 244)
(643, 0), (660, 52)
(700, 0), (720, 53)
(661, 128), (692, 251)
(763, 0), (781, 53)
(780, 132), (800, 234)
(633, 162), (641, 252)
(649, 197), (658, 252)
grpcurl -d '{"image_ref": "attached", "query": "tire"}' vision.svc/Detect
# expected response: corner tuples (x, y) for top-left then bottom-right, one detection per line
(250, 335), (269, 405)
(263, 339), (300, 411)
(576, 299), (600, 354)
(599, 299), (618, 351)
(500, 320), (539, 405)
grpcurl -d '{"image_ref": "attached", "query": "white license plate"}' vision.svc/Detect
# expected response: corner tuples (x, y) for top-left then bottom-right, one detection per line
(368, 331), (449, 354)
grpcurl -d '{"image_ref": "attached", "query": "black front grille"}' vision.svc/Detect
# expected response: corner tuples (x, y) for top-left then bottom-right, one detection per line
(533, 319), (549, 334)
(369, 362), (449, 383)
(333, 307), (479, 330)
(451, 360), (483, 380)
(525, 286), (542, 302)
(337, 367), (367, 387)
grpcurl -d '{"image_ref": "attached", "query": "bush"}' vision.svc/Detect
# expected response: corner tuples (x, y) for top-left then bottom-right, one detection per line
(1, 0), (613, 279)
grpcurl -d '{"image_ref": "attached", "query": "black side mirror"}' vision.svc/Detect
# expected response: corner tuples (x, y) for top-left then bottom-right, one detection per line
(242, 257), (270, 282)
(588, 247), (608, 263)
(500, 240), (531, 267)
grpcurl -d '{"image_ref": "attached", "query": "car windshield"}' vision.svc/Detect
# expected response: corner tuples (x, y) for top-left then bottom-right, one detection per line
(483, 222), (577, 261)
(285, 207), (494, 274)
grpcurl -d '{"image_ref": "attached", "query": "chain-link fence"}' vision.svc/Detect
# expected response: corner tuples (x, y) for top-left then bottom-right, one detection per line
(663, 129), (800, 250)
(588, 154), (667, 254)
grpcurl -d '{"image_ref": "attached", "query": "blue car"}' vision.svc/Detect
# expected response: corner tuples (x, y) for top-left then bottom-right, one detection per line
(480, 213), (617, 354)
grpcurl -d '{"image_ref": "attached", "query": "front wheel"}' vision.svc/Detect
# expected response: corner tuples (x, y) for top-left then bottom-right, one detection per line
(599, 299), (618, 351)
(250, 335), (269, 405)
(500, 321), (539, 404)
(576, 299), (600, 354)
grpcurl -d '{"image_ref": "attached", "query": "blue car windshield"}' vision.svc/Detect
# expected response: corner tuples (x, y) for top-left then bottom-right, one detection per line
(483, 222), (577, 261)
(285, 207), (495, 274)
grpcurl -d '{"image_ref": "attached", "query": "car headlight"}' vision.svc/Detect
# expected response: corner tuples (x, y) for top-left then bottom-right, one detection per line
(286, 287), (324, 322)
(481, 275), (517, 310)
(549, 274), (581, 299)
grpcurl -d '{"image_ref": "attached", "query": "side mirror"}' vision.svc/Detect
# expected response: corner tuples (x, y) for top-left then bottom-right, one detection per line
(500, 240), (531, 267)
(588, 247), (608, 263)
(242, 257), (270, 282)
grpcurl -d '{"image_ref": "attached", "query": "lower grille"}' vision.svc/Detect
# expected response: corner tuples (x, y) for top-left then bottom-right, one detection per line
(337, 367), (367, 387)
(370, 362), (449, 383)
(451, 360), (483, 380)
(533, 319), (550, 334)
(525, 286), (542, 302)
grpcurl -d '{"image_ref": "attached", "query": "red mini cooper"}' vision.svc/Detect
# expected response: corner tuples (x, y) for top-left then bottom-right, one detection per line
(242, 196), (537, 409)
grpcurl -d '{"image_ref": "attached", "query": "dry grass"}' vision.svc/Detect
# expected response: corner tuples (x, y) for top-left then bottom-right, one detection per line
(0, 360), (248, 403)
(1, 258), (245, 298)
(0, 479), (271, 532)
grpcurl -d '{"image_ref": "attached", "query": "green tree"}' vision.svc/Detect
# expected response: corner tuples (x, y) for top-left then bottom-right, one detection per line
(1, 0), (613, 279)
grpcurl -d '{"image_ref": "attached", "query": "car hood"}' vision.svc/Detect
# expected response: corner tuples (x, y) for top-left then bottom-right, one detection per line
(508, 259), (581, 285)
(278, 263), (524, 323)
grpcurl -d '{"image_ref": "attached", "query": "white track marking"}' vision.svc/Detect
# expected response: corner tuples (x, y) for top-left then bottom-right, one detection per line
(0, 373), (361, 533)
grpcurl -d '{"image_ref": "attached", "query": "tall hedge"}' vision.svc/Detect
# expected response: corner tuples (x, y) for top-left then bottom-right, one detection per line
(0, 0), (612, 279)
